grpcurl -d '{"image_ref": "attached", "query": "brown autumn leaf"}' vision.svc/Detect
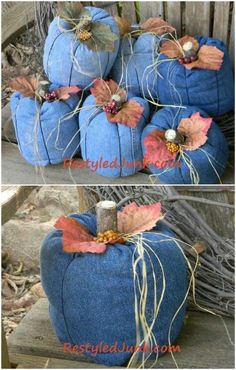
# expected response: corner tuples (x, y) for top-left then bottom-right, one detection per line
(107, 100), (144, 128)
(160, 35), (199, 59)
(54, 216), (106, 254)
(143, 131), (177, 168)
(178, 112), (212, 151)
(54, 86), (81, 100)
(184, 45), (224, 71)
(8, 76), (38, 97)
(141, 17), (176, 36)
(118, 202), (164, 235)
(115, 16), (132, 37)
(57, 2), (84, 20)
(91, 79), (127, 106)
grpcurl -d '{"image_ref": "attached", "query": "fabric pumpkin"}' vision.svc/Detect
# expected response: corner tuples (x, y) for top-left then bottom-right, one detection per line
(43, 7), (120, 88)
(40, 212), (188, 366)
(157, 36), (234, 116)
(79, 93), (150, 177)
(10, 88), (80, 166)
(111, 33), (162, 98)
(142, 106), (229, 184)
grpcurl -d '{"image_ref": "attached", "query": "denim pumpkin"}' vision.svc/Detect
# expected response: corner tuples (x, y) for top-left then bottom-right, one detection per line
(40, 212), (188, 366)
(157, 36), (234, 116)
(111, 33), (164, 99)
(142, 106), (229, 184)
(43, 7), (120, 89)
(78, 94), (150, 177)
(10, 90), (80, 166)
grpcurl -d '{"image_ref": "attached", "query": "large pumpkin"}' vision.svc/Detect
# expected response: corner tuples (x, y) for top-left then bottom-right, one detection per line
(43, 6), (120, 88)
(142, 106), (229, 184)
(79, 94), (150, 177)
(10, 89), (80, 166)
(157, 36), (234, 116)
(40, 212), (188, 366)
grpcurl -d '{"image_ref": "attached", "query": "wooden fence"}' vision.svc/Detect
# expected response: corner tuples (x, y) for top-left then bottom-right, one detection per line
(91, 1), (235, 65)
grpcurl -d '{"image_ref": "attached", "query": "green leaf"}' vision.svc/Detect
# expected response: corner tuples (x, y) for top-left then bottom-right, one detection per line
(57, 2), (84, 21)
(85, 22), (118, 52)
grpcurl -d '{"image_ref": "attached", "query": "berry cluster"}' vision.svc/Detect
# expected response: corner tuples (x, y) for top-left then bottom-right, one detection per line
(77, 29), (92, 41)
(178, 55), (198, 64)
(166, 141), (180, 153)
(44, 90), (58, 102)
(93, 230), (124, 244)
(103, 100), (119, 115)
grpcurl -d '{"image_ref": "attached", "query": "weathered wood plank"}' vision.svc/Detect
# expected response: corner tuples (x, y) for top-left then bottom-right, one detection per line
(166, 2), (182, 36)
(2, 2), (35, 48)
(121, 2), (137, 24)
(138, 2), (164, 23)
(185, 2), (211, 36)
(213, 2), (230, 44)
(7, 298), (234, 369)
(1, 186), (36, 225)
(10, 353), (111, 369)
(1, 141), (151, 185)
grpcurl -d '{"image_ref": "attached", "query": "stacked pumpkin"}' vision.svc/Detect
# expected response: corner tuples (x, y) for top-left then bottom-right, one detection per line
(8, 2), (233, 183)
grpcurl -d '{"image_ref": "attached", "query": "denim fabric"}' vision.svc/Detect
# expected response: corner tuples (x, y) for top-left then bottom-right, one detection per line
(78, 94), (150, 177)
(43, 7), (120, 89)
(157, 36), (234, 116)
(40, 213), (188, 366)
(111, 33), (163, 98)
(142, 106), (229, 184)
(10, 90), (80, 166)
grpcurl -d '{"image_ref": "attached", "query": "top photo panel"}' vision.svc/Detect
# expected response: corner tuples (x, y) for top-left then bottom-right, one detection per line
(2, 1), (235, 185)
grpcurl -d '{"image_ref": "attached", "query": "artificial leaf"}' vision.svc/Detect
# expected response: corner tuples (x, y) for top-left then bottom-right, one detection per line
(141, 18), (175, 36)
(91, 79), (126, 106)
(54, 86), (81, 100)
(115, 16), (132, 37)
(143, 130), (177, 167)
(118, 202), (164, 235)
(107, 100), (144, 128)
(177, 112), (212, 151)
(86, 22), (118, 52)
(54, 216), (106, 254)
(160, 35), (199, 59)
(184, 45), (224, 71)
(57, 2), (84, 21)
(8, 76), (38, 97)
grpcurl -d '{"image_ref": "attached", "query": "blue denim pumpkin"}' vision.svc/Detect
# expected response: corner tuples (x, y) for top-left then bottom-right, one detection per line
(157, 36), (234, 116)
(78, 94), (150, 177)
(10, 90), (80, 166)
(40, 213), (188, 366)
(43, 7), (120, 89)
(111, 33), (163, 99)
(142, 106), (229, 184)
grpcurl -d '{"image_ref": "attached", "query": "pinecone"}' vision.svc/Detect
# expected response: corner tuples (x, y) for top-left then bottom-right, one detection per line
(44, 90), (58, 102)
(77, 29), (92, 41)
(93, 230), (124, 244)
(166, 141), (180, 153)
(103, 100), (119, 115)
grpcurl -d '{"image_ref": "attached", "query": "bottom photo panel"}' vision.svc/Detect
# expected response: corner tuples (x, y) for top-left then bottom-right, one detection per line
(2, 185), (235, 369)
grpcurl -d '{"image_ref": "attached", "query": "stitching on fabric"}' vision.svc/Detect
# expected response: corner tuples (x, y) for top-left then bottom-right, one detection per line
(39, 108), (51, 165)
(46, 30), (65, 78)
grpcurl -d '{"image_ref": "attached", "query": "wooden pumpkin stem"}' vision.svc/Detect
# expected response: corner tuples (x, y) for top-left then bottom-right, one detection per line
(96, 201), (118, 233)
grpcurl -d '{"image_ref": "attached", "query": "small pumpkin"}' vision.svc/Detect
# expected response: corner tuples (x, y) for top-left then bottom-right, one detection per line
(43, 3), (120, 88)
(142, 106), (229, 184)
(79, 79), (150, 177)
(111, 17), (175, 99)
(9, 77), (81, 166)
(156, 36), (234, 116)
